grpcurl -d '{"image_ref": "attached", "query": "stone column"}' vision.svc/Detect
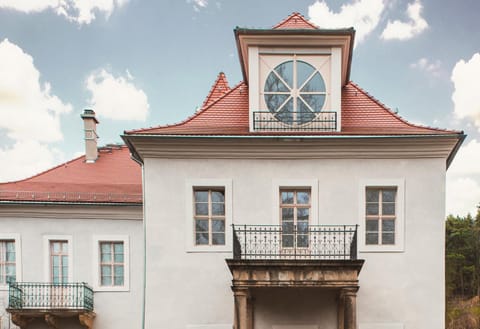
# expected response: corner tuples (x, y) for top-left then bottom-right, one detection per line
(337, 290), (345, 329)
(342, 288), (358, 329)
(233, 287), (250, 329)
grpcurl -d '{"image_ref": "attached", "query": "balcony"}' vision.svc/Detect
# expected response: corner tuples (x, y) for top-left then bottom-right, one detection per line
(232, 224), (358, 260)
(227, 224), (364, 329)
(253, 111), (337, 132)
(7, 282), (95, 328)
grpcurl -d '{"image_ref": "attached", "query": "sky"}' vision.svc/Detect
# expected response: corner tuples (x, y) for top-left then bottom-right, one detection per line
(0, 0), (479, 216)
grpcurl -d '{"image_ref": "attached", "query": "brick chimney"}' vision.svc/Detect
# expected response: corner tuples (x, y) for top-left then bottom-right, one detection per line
(81, 109), (99, 163)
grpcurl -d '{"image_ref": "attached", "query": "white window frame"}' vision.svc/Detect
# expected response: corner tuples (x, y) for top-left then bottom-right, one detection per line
(273, 179), (319, 225)
(0, 234), (22, 290)
(43, 235), (73, 283)
(358, 179), (405, 252)
(186, 179), (232, 253)
(92, 235), (130, 292)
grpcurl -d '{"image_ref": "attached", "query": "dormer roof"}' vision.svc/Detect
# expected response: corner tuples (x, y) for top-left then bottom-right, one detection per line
(202, 72), (231, 108)
(272, 12), (319, 30)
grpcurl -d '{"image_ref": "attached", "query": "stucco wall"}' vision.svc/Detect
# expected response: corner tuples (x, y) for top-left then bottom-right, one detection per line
(143, 156), (446, 329)
(0, 212), (143, 329)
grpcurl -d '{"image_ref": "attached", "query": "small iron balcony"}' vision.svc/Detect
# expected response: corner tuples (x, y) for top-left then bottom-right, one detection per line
(253, 111), (337, 132)
(233, 224), (358, 260)
(8, 282), (94, 311)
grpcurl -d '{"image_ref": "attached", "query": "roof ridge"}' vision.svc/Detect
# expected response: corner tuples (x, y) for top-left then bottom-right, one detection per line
(272, 12), (319, 30)
(347, 81), (462, 134)
(125, 81), (246, 134)
(201, 72), (231, 108)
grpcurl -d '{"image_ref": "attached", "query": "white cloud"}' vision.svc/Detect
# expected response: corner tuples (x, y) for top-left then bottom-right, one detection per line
(0, 39), (71, 181)
(86, 69), (149, 121)
(446, 139), (480, 216)
(0, 39), (72, 142)
(308, 0), (385, 45)
(0, 0), (128, 24)
(410, 57), (441, 77)
(381, 0), (428, 40)
(451, 53), (480, 130)
(187, 0), (208, 12)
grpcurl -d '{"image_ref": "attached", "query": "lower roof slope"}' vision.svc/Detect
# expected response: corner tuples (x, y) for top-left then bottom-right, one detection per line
(0, 145), (142, 204)
(125, 80), (461, 137)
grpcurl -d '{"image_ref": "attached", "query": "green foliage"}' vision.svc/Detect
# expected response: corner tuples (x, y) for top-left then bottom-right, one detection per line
(446, 207), (480, 299)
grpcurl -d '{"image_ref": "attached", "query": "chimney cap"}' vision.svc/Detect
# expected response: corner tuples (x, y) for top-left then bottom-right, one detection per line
(81, 109), (99, 123)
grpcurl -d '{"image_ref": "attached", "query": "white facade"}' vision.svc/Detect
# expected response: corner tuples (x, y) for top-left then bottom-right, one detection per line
(0, 204), (143, 329)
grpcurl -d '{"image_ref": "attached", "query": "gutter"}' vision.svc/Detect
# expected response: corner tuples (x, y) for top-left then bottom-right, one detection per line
(446, 133), (467, 169)
(0, 201), (142, 206)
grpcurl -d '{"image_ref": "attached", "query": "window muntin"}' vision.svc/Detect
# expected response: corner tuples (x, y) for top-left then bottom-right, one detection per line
(100, 242), (124, 287)
(280, 189), (311, 248)
(264, 58), (326, 125)
(0, 240), (16, 284)
(365, 188), (397, 245)
(50, 241), (69, 284)
(194, 189), (226, 246)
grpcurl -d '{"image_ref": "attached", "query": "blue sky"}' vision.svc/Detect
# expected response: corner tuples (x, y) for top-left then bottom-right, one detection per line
(0, 0), (479, 215)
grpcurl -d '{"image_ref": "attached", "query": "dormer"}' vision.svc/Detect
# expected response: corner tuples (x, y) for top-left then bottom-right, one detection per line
(235, 13), (355, 132)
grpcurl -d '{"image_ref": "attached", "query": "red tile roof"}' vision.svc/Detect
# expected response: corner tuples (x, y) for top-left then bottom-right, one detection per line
(202, 72), (231, 108)
(272, 12), (319, 30)
(125, 78), (460, 136)
(0, 145), (142, 204)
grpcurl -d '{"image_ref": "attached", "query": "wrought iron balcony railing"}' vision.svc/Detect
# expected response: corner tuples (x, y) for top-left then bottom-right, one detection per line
(233, 224), (358, 260)
(8, 282), (94, 311)
(253, 111), (337, 132)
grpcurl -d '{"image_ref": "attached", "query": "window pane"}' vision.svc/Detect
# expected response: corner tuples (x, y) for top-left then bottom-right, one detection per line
(52, 242), (60, 253)
(275, 98), (294, 123)
(296, 61), (315, 87)
(61, 242), (68, 253)
(382, 219), (395, 232)
(274, 61), (294, 88)
(101, 251), (112, 262)
(195, 219), (209, 232)
(297, 221), (309, 233)
(194, 191), (208, 202)
(114, 243), (123, 254)
(300, 94), (325, 113)
(62, 256), (68, 266)
(212, 220), (225, 232)
(101, 276), (112, 286)
(52, 266), (60, 277)
(212, 233), (225, 245)
(366, 220), (379, 232)
(6, 242), (15, 252)
(297, 99), (316, 123)
(195, 203), (208, 215)
(297, 208), (309, 220)
(195, 233), (209, 245)
(281, 191), (294, 204)
(114, 275), (124, 286)
(297, 235), (309, 248)
(212, 203), (225, 215)
(366, 203), (379, 215)
(114, 265), (124, 277)
(382, 233), (395, 245)
(6, 265), (15, 276)
(300, 71), (325, 92)
(62, 266), (68, 280)
(366, 233), (379, 245)
(114, 252), (124, 263)
(296, 191), (310, 205)
(382, 189), (396, 202)
(282, 208), (294, 220)
(382, 202), (395, 215)
(6, 251), (15, 262)
(264, 71), (290, 92)
(211, 191), (224, 202)
(366, 189), (379, 202)
(265, 94), (290, 113)
(52, 256), (60, 266)
(101, 265), (112, 276)
(282, 221), (294, 234)
(282, 235), (294, 248)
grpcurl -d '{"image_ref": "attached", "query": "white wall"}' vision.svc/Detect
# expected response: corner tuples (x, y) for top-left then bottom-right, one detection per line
(143, 156), (446, 329)
(0, 213), (143, 329)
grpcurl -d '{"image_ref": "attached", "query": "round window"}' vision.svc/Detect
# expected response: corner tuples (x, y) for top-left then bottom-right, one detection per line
(264, 60), (326, 125)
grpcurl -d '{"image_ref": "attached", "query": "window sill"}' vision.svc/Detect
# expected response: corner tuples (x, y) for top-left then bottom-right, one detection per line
(93, 286), (130, 292)
(359, 245), (404, 253)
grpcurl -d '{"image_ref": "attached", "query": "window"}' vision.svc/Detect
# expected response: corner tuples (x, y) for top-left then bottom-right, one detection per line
(92, 235), (129, 291)
(50, 240), (69, 284)
(99, 242), (124, 287)
(194, 189), (225, 246)
(365, 188), (397, 245)
(280, 189), (311, 248)
(0, 240), (16, 284)
(264, 58), (326, 125)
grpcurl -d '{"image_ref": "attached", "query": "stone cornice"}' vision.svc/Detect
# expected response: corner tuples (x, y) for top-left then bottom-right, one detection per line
(0, 203), (142, 220)
(124, 135), (461, 164)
